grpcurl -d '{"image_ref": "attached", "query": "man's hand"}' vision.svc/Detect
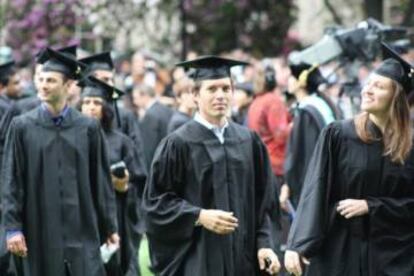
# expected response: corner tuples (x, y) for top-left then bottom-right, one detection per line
(284, 250), (310, 276)
(106, 233), (120, 248)
(198, 209), (238, 235)
(337, 199), (368, 219)
(112, 170), (129, 192)
(7, 233), (27, 257)
(279, 184), (290, 212)
(257, 248), (280, 275)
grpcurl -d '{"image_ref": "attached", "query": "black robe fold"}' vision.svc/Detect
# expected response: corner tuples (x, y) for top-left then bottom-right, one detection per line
(1, 107), (117, 276)
(284, 105), (326, 208)
(103, 129), (147, 276)
(139, 102), (173, 170)
(167, 111), (191, 134)
(287, 119), (414, 275)
(142, 120), (277, 276)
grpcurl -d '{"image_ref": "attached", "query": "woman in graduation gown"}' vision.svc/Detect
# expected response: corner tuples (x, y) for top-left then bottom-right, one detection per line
(78, 76), (147, 276)
(284, 43), (414, 276)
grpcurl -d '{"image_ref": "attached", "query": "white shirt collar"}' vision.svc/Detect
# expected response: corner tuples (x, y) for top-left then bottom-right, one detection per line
(194, 113), (229, 144)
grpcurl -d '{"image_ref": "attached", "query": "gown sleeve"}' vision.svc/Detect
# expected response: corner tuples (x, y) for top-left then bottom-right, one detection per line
(122, 135), (147, 196)
(284, 109), (322, 207)
(89, 122), (118, 237)
(1, 119), (25, 232)
(142, 135), (201, 242)
(367, 196), (414, 225)
(251, 132), (281, 251)
(286, 122), (340, 258)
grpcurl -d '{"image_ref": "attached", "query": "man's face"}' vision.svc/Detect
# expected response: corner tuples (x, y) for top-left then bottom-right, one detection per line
(194, 77), (233, 121)
(5, 74), (21, 98)
(37, 71), (70, 105)
(93, 70), (114, 86)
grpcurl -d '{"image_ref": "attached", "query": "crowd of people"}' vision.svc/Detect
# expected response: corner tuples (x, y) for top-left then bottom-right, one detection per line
(0, 37), (413, 276)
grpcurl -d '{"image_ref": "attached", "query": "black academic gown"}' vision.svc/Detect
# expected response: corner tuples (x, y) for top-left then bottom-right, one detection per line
(103, 129), (147, 276)
(1, 107), (118, 276)
(167, 111), (191, 133)
(142, 120), (276, 276)
(0, 95), (16, 274)
(139, 101), (173, 170)
(16, 96), (41, 114)
(287, 120), (414, 276)
(115, 107), (144, 152)
(284, 105), (327, 208)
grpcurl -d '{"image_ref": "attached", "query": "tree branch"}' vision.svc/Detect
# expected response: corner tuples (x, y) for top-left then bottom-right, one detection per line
(324, 0), (343, 25)
(402, 0), (414, 26)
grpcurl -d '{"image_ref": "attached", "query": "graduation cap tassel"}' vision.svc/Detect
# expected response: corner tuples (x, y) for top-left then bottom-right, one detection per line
(113, 101), (122, 128)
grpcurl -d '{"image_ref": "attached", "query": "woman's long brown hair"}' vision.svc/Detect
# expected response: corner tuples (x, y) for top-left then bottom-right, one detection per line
(354, 80), (412, 164)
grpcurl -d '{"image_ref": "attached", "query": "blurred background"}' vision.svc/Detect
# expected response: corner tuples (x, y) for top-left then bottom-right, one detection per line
(0, 0), (412, 65)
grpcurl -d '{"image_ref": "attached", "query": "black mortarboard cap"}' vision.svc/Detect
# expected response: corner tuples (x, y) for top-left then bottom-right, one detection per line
(79, 75), (125, 126)
(176, 55), (249, 81)
(374, 42), (414, 94)
(79, 75), (124, 102)
(0, 61), (15, 78)
(37, 47), (85, 79)
(58, 45), (77, 58)
(289, 62), (326, 92)
(79, 52), (114, 72)
(234, 82), (254, 96)
(36, 44), (77, 61)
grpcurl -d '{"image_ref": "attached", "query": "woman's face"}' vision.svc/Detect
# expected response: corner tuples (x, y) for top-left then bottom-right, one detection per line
(360, 74), (394, 115)
(81, 96), (104, 120)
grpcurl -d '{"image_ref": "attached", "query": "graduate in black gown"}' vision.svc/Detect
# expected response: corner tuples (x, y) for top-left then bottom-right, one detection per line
(283, 63), (338, 208)
(1, 47), (119, 276)
(79, 76), (147, 276)
(79, 52), (145, 154)
(167, 75), (196, 133)
(285, 43), (414, 276)
(0, 60), (22, 276)
(142, 56), (281, 276)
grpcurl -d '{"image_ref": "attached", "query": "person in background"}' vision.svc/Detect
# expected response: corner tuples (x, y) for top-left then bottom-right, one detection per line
(132, 84), (173, 170)
(231, 82), (253, 125)
(79, 51), (145, 158)
(283, 63), (338, 209)
(167, 75), (196, 133)
(248, 63), (291, 188)
(0, 61), (22, 108)
(79, 76), (147, 276)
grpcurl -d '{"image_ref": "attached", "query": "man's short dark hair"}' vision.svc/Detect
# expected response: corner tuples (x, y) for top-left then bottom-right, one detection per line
(0, 68), (17, 86)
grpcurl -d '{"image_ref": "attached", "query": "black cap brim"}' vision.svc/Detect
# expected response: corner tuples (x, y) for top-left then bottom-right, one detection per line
(79, 52), (114, 72)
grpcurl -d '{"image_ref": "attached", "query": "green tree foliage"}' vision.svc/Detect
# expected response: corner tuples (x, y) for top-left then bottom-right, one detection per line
(183, 0), (297, 57)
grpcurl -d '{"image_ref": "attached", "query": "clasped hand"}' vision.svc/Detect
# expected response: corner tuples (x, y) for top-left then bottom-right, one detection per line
(336, 199), (369, 219)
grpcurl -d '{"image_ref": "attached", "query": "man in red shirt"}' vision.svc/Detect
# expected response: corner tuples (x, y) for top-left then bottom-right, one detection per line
(248, 63), (291, 182)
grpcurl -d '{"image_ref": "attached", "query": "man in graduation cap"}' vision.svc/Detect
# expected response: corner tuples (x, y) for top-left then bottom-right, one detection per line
(142, 56), (280, 276)
(17, 45), (78, 114)
(79, 52), (145, 166)
(1, 47), (119, 276)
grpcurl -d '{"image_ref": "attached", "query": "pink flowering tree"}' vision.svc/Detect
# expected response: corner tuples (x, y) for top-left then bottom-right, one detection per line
(4, 0), (83, 65)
